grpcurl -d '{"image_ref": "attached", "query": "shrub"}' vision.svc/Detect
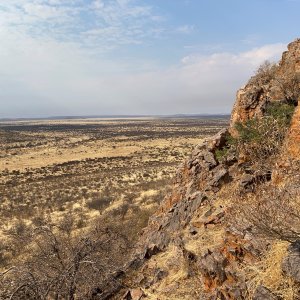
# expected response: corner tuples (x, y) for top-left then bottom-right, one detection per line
(0, 223), (131, 299)
(265, 101), (295, 125)
(215, 148), (229, 161)
(251, 60), (278, 85)
(86, 194), (112, 211)
(231, 112), (290, 170)
(230, 180), (300, 243)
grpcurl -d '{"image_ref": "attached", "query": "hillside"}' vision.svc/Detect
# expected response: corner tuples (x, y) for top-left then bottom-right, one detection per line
(111, 39), (300, 299)
(1, 39), (299, 300)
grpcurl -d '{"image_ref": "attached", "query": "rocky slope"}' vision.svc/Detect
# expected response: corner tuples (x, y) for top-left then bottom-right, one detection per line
(105, 39), (300, 300)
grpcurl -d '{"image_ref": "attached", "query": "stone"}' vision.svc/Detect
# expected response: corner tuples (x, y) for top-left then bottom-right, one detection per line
(282, 240), (300, 282)
(239, 174), (254, 189)
(210, 128), (229, 149)
(144, 244), (161, 259)
(122, 288), (145, 300)
(230, 39), (300, 132)
(130, 288), (145, 300)
(253, 285), (279, 300)
(209, 166), (229, 188)
(193, 207), (225, 228)
(199, 250), (228, 287)
(203, 151), (217, 169)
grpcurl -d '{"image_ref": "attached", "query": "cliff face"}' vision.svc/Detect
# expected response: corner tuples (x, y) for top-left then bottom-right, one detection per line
(111, 40), (300, 300)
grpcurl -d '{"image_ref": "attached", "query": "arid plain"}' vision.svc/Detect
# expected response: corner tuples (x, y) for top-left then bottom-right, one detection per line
(0, 117), (229, 270)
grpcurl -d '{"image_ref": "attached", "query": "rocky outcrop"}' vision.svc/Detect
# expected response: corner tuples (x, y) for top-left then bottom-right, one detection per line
(110, 39), (300, 300)
(136, 129), (230, 257)
(230, 39), (300, 130)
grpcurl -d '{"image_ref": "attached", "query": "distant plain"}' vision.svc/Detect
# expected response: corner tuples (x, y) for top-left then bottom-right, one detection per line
(0, 116), (229, 269)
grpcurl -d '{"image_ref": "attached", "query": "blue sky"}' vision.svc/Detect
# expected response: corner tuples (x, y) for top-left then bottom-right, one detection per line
(0, 0), (299, 117)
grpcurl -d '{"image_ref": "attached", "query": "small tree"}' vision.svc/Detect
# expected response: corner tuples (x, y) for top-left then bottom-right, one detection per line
(253, 60), (278, 85)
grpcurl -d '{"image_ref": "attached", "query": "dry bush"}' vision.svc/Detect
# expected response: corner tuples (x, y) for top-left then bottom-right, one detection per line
(231, 182), (300, 243)
(275, 72), (300, 105)
(251, 60), (278, 85)
(250, 60), (300, 105)
(231, 116), (289, 172)
(86, 193), (112, 211)
(0, 222), (131, 299)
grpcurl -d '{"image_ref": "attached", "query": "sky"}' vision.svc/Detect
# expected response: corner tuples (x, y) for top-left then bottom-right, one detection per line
(0, 0), (299, 118)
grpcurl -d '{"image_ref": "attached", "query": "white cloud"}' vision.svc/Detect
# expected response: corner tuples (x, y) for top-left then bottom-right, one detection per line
(0, 20), (287, 118)
(0, 1), (289, 117)
(0, 0), (162, 49)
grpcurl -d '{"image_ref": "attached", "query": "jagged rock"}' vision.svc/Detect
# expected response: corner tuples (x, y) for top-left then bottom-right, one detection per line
(253, 285), (279, 300)
(203, 151), (217, 169)
(210, 128), (229, 149)
(199, 249), (247, 298)
(144, 244), (161, 259)
(122, 288), (145, 300)
(199, 250), (228, 287)
(225, 150), (237, 166)
(239, 174), (254, 189)
(208, 165), (229, 191)
(282, 240), (300, 282)
(193, 207), (225, 228)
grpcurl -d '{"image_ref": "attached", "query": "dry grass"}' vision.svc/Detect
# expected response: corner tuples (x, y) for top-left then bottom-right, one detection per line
(141, 244), (203, 299)
(243, 240), (298, 299)
(0, 116), (229, 273)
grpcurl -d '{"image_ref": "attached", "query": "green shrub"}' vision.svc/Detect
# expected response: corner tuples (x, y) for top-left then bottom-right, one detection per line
(265, 102), (295, 125)
(215, 148), (229, 161)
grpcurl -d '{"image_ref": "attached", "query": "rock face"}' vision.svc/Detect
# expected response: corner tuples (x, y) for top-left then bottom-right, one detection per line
(136, 129), (230, 256)
(230, 39), (300, 130)
(109, 39), (300, 300)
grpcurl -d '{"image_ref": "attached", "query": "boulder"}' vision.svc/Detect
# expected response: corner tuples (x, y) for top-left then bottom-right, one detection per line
(282, 240), (300, 282)
(253, 285), (279, 300)
(239, 174), (254, 190)
(122, 288), (145, 300)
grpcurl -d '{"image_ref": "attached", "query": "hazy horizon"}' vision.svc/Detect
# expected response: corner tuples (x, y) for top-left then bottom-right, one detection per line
(0, 112), (231, 121)
(1, 0), (299, 118)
